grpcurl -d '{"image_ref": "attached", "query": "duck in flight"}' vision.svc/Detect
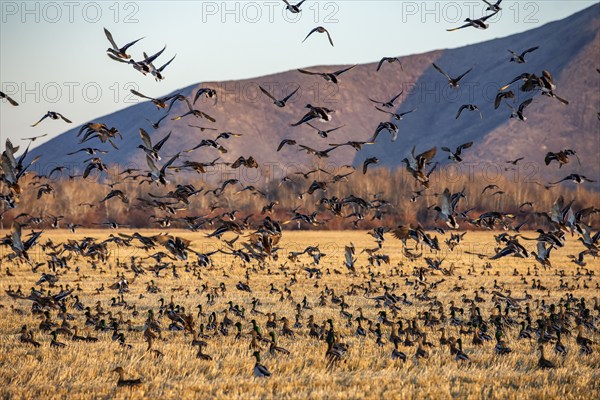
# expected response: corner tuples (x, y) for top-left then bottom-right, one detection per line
(370, 122), (399, 142)
(306, 123), (345, 138)
(374, 107), (416, 121)
(142, 51), (176, 81)
(21, 134), (48, 143)
(441, 142), (473, 162)
(456, 104), (482, 119)
(104, 27), (144, 60)
(432, 63), (473, 88)
(549, 174), (596, 185)
(544, 149), (580, 168)
(302, 26), (334, 47)
(291, 104), (334, 126)
(193, 88), (218, 105)
(138, 129), (171, 161)
(283, 0), (306, 13)
(507, 98), (533, 121)
(369, 91), (403, 108)
(483, 0), (503, 12)
(494, 90), (515, 109)
(446, 11), (498, 31)
(376, 57), (403, 72)
(130, 89), (181, 109)
(259, 85), (300, 107)
(297, 65), (356, 85)
(508, 46), (539, 63)
(31, 111), (72, 127)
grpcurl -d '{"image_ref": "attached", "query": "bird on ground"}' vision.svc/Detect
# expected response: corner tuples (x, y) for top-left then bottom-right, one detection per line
(112, 367), (143, 387)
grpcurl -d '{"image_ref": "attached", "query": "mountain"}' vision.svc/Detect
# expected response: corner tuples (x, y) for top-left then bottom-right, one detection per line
(29, 5), (600, 186)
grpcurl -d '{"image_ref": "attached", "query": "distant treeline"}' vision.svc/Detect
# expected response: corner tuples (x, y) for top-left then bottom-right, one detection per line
(2, 166), (598, 231)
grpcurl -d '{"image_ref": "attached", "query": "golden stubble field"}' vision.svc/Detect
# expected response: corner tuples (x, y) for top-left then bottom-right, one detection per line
(0, 230), (598, 400)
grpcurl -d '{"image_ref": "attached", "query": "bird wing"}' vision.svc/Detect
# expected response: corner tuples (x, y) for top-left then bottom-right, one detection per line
(480, 11), (499, 22)
(334, 65), (355, 76)
(521, 46), (539, 57)
(456, 105), (467, 119)
(302, 27), (319, 43)
(154, 131), (172, 151)
(518, 98), (533, 112)
(143, 45), (167, 64)
(31, 114), (48, 127)
(259, 86), (277, 101)
(458, 142), (473, 153)
(325, 29), (335, 47)
(499, 73), (530, 91)
(374, 106), (392, 115)
(432, 63), (451, 80)
(103, 28), (118, 50)
(446, 23), (471, 32)
(139, 128), (153, 148)
(121, 36), (145, 52)
(389, 90), (404, 103)
(56, 113), (71, 123)
(282, 86), (300, 102)
(158, 54), (176, 72)
(130, 89), (153, 100)
(456, 67), (473, 82)
(297, 68), (319, 76)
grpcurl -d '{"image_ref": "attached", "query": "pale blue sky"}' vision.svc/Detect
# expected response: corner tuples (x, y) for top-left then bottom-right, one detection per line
(0, 1), (597, 146)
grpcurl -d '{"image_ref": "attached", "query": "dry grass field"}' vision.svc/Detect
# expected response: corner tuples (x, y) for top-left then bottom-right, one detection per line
(0, 230), (598, 399)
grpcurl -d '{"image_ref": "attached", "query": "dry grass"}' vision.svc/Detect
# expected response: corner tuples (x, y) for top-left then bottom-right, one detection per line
(0, 230), (599, 399)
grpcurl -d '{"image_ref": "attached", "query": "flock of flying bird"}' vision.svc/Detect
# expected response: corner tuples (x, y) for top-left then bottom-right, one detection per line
(0, 0), (599, 389)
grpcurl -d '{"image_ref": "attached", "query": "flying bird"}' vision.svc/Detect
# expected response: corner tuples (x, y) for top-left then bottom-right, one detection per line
(508, 46), (539, 63)
(302, 26), (334, 46)
(446, 11), (498, 31)
(31, 112), (72, 127)
(259, 85), (300, 107)
(456, 104), (482, 119)
(297, 65), (356, 85)
(104, 27), (144, 60)
(441, 142), (473, 162)
(376, 57), (403, 72)
(432, 63), (473, 88)
(362, 157), (379, 174)
(193, 88), (218, 105)
(283, 0), (306, 13)
(369, 91), (403, 108)
(507, 98), (533, 121)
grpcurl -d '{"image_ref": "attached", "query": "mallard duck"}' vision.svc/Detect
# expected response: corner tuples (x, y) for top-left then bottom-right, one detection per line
(269, 332), (291, 355)
(252, 351), (271, 377)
